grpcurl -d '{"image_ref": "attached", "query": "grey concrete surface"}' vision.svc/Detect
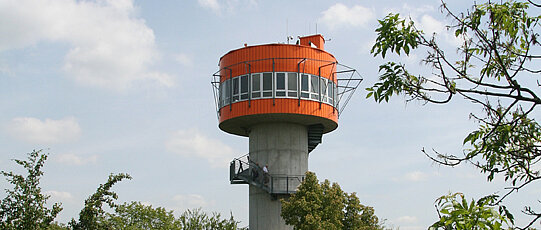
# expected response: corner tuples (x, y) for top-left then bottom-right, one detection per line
(248, 122), (308, 230)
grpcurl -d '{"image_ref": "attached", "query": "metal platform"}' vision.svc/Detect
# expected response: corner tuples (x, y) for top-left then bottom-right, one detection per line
(230, 154), (304, 195)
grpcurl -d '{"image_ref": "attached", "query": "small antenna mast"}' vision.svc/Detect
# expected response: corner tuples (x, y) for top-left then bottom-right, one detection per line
(286, 18), (289, 44)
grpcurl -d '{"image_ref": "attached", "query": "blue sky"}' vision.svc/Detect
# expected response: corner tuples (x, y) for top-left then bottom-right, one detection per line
(1, 0), (539, 229)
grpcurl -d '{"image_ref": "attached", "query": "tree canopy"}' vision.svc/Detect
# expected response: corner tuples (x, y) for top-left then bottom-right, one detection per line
(0, 150), (62, 230)
(280, 171), (383, 230)
(0, 150), (246, 230)
(368, 0), (541, 228)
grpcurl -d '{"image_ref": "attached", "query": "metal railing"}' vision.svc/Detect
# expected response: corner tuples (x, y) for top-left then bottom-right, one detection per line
(211, 57), (363, 120)
(229, 154), (305, 195)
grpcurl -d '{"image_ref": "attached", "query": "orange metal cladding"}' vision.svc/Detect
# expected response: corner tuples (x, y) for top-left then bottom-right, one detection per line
(218, 42), (338, 136)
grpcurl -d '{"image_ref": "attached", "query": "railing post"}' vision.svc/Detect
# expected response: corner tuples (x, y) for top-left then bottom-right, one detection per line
(228, 68), (233, 111)
(270, 176), (273, 194)
(230, 161), (235, 181)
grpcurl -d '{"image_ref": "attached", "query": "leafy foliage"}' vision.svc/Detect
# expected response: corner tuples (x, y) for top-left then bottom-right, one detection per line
(0, 150), (62, 230)
(430, 193), (513, 230)
(107, 201), (181, 230)
(1, 150), (247, 229)
(368, 0), (541, 228)
(178, 208), (246, 230)
(69, 173), (132, 230)
(281, 171), (383, 230)
(107, 202), (245, 230)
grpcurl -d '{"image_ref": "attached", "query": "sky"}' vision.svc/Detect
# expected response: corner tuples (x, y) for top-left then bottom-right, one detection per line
(0, 0), (540, 229)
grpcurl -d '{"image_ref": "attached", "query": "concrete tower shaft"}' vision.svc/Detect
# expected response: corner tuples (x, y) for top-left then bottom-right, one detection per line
(248, 123), (307, 230)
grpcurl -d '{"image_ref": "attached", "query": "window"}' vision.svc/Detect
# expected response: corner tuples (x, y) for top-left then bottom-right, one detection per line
(218, 72), (337, 108)
(233, 78), (239, 102)
(334, 82), (338, 106)
(311, 75), (319, 100)
(328, 80), (334, 105)
(262, 73), (273, 97)
(287, 73), (298, 97)
(225, 79), (231, 104)
(252, 73), (261, 98)
(219, 82), (224, 107)
(240, 75), (248, 100)
(276, 73), (286, 97)
(320, 78), (327, 103)
(301, 74), (309, 98)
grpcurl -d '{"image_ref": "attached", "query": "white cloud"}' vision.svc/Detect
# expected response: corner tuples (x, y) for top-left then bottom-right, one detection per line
(198, 0), (257, 15)
(175, 53), (193, 67)
(320, 3), (375, 29)
(7, 117), (81, 144)
(396, 215), (418, 224)
(0, 0), (174, 90)
(54, 153), (98, 165)
(45, 190), (74, 201)
(165, 129), (235, 168)
(402, 3), (435, 15)
(172, 194), (209, 210)
(419, 15), (444, 35)
(198, 0), (220, 13)
(403, 171), (429, 182)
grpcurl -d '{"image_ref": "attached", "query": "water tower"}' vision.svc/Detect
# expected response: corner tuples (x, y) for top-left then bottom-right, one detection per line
(212, 34), (361, 230)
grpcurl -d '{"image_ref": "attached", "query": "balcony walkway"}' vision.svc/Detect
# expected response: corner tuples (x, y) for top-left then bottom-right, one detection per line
(230, 154), (304, 196)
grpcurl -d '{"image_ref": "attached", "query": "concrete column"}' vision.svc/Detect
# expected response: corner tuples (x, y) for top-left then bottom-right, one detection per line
(248, 122), (308, 230)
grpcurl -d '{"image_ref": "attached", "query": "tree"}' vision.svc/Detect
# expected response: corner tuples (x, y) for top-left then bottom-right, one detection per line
(280, 171), (383, 230)
(177, 208), (246, 230)
(69, 173), (132, 230)
(107, 202), (245, 230)
(0, 150), (62, 230)
(368, 0), (541, 228)
(0, 150), (247, 229)
(106, 201), (181, 230)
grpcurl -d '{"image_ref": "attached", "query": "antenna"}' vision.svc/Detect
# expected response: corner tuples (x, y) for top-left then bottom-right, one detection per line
(286, 18), (289, 44)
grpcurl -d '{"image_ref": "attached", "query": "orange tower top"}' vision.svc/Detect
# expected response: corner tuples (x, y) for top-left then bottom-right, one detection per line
(212, 35), (362, 137)
(299, 34), (325, 50)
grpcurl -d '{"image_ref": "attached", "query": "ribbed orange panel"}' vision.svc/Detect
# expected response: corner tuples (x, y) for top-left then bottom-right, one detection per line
(300, 34), (325, 50)
(218, 99), (338, 124)
(219, 44), (337, 82)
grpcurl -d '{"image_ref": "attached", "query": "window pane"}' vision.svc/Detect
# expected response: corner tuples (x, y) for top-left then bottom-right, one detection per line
(288, 92), (297, 97)
(263, 73), (272, 90)
(263, 92), (272, 97)
(301, 74), (309, 91)
(328, 81), (333, 100)
(252, 74), (260, 91)
(311, 75), (319, 93)
(288, 73), (297, 90)
(241, 75), (248, 93)
(334, 83), (338, 105)
(219, 83), (224, 106)
(276, 91), (286, 97)
(276, 73), (285, 90)
(252, 92), (260, 98)
(241, 94), (248, 100)
(301, 92), (309, 98)
(320, 78), (327, 96)
(233, 78), (239, 94)
(226, 80), (231, 100)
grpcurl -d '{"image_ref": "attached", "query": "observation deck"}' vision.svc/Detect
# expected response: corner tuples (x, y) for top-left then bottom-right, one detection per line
(212, 35), (363, 138)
